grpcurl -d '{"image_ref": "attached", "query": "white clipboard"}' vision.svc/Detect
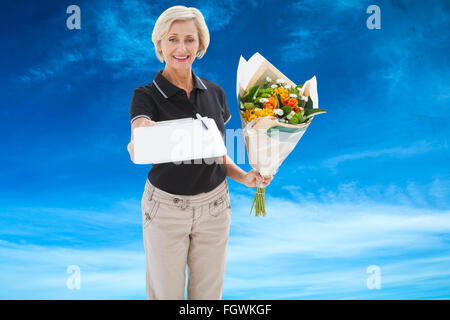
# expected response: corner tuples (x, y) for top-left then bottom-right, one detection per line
(132, 116), (227, 164)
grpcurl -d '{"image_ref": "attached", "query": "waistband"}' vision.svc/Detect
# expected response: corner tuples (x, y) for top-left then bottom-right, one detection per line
(145, 178), (229, 209)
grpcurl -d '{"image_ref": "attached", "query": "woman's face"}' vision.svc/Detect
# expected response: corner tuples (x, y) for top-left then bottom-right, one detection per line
(159, 19), (200, 71)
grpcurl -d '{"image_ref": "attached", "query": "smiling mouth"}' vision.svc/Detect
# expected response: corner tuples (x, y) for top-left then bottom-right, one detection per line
(174, 55), (189, 62)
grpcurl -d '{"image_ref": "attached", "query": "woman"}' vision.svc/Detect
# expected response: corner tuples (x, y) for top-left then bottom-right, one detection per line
(127, 5), (273, 300)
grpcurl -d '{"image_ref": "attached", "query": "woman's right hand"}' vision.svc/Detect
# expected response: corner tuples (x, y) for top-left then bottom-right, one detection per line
(128, 117), (157, 163)
(131, 117), (157, 140)
(136, 118), (157, 127)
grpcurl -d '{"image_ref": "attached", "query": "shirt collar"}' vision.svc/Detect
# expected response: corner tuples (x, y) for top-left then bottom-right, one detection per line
(152, 69), (207, 99)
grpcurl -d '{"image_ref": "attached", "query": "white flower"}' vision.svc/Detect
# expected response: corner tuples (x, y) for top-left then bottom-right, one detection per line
(297, 86), (304, 94)
(289, 93), (297, 98)
(274, 109), (284, 116)
(276, 78), (285, 84)
(254, 107), (262, 111)
(270, 84), (278, 89)
(300, 95), (308, 101)
(286, 111), (295, 120)
(284, 84), (292, 89)
(266, 76), (272, 82)
(259, 98), (269, 103)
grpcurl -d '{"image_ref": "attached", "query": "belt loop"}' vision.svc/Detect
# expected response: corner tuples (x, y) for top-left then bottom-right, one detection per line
(146, 180), (155, 201)
(181, 198), (187, 210)
(150, 185), (156, 201)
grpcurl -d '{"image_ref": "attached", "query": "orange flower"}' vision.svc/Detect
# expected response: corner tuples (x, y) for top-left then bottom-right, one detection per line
(264, 102), (275, 109)
(268, 96), (278, 108)
(286, 98), (298, 107)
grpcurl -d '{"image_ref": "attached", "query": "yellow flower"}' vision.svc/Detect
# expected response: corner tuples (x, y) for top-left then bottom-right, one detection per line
(242, 107), (275, 122)
(274, 88), (289, 100)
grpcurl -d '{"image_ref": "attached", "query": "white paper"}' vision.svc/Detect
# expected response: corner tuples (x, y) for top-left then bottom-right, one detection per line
(237, 52), (319, 109)
(132, 117), (227, 165)
(236, 52), (320, 180)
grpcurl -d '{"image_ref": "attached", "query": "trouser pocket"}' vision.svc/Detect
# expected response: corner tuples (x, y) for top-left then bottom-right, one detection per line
(208, 192), (231, 217)
(143, 199), (159, 229)
(142, 181), (159, 229)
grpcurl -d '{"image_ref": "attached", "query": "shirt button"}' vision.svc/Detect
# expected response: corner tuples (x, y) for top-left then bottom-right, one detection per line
(173, 198), (179, 204)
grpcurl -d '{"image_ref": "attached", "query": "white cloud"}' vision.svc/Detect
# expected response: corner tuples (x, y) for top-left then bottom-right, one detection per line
(280, 26), (340, 61)
(278, 0), (366, 62)
(294, 0), (367, 12)
(18, 0), (159, 82)
(281, 177), (450, 209)
(196, 0), (240, 31)
(18, 52), (84, 83)
(228, 192), (450, 261)
(0, 240), (146, 299)
(1, 182), (450, 299)
(223, 191), (450, 299)
(321, 140), (441, 170)
(93, 0), (160, 78)
(18, 0), (240, 83)
(291, 140), (444, 175)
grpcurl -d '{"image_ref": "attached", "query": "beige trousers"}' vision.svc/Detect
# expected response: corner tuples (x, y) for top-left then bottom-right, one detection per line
(141, 178), (231, 300)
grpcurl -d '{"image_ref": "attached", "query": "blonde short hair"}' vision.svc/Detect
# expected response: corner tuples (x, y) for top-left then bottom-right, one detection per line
(152, 6), (210, 63)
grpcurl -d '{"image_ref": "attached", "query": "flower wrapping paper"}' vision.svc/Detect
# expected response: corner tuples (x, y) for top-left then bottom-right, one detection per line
(236, 52), (320, 180)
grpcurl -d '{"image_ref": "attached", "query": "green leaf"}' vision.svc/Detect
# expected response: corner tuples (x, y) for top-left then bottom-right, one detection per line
(281, 105), (292, 116)
(252, 87), (260, 101)
(304, 108), (327, 119)
(242, 85), (259, 102)
(248, 85), (259, 99)
(244, 102), (256, 110)
(288, 114), (299, 124)
(276, 94), (283, 109)
(297, 113), (307, 123)
(305, 96), (314, 110)
(239, 99), (245, 110)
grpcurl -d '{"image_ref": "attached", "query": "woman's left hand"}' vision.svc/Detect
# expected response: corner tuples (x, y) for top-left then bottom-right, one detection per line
(241, 169), (274, 188)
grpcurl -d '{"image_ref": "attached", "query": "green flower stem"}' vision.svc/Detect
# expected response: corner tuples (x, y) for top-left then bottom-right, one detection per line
(250, 187), (267, 217)
(250, 195), (256, 216)
(262, 189), (266, 216)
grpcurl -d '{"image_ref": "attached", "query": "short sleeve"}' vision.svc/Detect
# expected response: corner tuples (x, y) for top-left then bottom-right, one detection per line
(220, 87), (231, 125)
(129, 87), (158, 124)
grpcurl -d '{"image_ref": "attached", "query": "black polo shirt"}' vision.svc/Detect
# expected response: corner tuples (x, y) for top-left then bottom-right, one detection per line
(129, 69), (232, 195)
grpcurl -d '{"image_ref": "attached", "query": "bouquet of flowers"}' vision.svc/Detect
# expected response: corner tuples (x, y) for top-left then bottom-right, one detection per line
(236, 52), (326, 216)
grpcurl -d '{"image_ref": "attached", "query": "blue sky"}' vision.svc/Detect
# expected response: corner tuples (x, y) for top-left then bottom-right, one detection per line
(1, 0), (449, 299)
